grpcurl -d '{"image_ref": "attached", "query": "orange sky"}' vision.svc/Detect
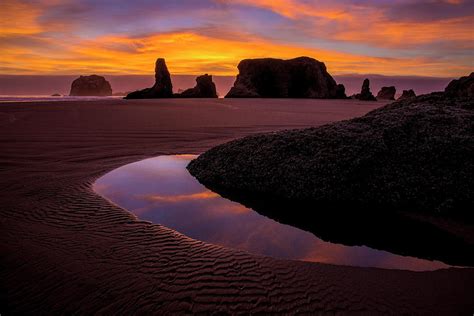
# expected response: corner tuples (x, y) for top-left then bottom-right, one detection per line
(1, 0), (473, 77)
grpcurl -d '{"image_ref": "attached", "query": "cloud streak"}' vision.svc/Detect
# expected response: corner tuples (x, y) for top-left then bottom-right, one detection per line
(1, 0), (472, 77)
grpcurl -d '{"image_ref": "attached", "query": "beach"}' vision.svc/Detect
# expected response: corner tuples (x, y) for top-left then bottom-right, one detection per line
(1, 98), (473, 314)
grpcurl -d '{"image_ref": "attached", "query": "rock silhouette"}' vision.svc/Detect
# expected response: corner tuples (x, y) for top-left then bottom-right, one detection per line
(398, 89), (416, 100)
(352, 78), (376, 101)
(177, 74), (218, 98)
(445, 72), (474, 98)
(125, 58), (173, 99)
(188, 74), (474, 256)
(189, 91), (474, 221)
(225, 57), (346, 99)
(376, 86), (396, 100)
(69, 75), (112, 96)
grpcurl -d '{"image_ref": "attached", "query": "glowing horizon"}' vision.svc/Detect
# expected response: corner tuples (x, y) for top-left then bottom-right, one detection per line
(1, 0), (473, 77)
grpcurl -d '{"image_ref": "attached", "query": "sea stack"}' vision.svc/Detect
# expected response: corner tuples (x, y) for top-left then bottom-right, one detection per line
(352, 78), (376, 101)
(445, 72), (474, 98)
(398, 89), (416, 100)
(125, 58), (173, 99)
(376, 86), (396, 100)
(225, 57), (346, 99)
(69, 75), (112, 96)
(177, 74), (218, 98)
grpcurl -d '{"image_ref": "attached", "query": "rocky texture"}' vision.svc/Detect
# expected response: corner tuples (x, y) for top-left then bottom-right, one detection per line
(189, 93), (473, 220)
(188, 77), (474, 265)
(398, 89), (416, 100)
(225, 57), (346, 98)
(176, 74), (218, 98)
(376, 86), (396, 100)
(352, 78), (377, 101)
(69, 75), (112, 96)
(125, 58), (173, 99)
(445, 72), (474, 98)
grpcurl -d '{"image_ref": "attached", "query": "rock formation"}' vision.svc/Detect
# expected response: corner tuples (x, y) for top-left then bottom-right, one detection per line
(398, 89), (416, 100)
(445, 72), (474, 98)
(225, 57), (346, 99)
(69, 75), (112, 96)
(189, 94), (473, 220)
(188, 73), (474, 224)
(177, 74), (218, 98)
(376, 86), (396, 100)
(352, 78), (376, 101)
(125, 58), (173, 99)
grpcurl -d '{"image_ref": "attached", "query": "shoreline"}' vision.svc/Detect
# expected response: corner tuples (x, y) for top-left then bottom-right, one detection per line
(1, 99), (473, 314)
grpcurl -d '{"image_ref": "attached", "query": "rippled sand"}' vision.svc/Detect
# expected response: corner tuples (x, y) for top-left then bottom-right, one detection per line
(1, 98), (473, 314)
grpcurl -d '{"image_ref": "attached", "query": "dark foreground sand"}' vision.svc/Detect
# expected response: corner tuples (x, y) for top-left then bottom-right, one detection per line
(1, 98), (473, 314)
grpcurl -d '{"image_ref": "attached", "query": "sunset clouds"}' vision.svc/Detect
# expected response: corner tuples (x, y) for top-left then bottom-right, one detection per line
(1, 0), (473, 76)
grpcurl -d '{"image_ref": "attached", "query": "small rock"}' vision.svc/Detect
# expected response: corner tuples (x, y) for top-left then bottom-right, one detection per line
(398, 89), (416, 100)
(376, 86), (396, 100)
(177, 74), (218, 98)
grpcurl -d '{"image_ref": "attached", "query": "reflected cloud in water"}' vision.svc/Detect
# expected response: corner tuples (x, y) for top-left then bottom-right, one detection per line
(94, 155), (452, 271)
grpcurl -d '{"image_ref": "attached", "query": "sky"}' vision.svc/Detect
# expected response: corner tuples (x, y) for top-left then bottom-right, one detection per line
(1, 0), (473, 77)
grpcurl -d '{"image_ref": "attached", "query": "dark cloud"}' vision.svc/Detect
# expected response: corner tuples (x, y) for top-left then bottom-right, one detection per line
(383, 0), (474, 22)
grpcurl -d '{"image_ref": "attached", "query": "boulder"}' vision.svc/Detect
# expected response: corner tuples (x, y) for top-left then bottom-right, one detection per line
(352, 78), (376, 101)
(445, 72), (474, 98)
(225, 57), (346, 99)
(177, 74), (218, 98)
(189, 92), (474, 221)
(376, 86), (396, 100)
(69, 75), (112, 96)
(398, 89), (416, 100)
(125, 58), (173, 99)
(188, 84), (474, 265)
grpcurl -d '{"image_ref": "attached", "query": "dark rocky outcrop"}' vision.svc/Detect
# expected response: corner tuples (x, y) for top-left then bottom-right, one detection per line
(69, 75), (112, 96)
(376, 86), (396, 100)
(189, 92), (473, 221)
(188, 75), (474, 265)
(225, 57), (346, 99)
(51, 93), (61, 97)
(445, 72), (474, 98)
(176, 74), (218, 98)
(351, 78), (376, 101)
(125, 58), (173, 99)
(398, 89), (416, 100)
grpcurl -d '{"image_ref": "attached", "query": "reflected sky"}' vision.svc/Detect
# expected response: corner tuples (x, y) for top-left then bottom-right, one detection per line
(93, 155), (453, 271)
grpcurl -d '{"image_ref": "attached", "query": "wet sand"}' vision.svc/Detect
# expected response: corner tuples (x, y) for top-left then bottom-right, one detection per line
(1, 98), (473, 314)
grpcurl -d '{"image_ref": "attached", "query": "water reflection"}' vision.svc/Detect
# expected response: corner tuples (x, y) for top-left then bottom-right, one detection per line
(94, 155), (453, 271)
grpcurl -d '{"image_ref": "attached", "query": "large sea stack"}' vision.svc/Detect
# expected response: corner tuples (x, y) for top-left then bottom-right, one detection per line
(376, 86), (396, 100)
(225, 57), (346, 99)
(125, 58), (173, 99)
(69, 75), (112, 96)
(177, 74), (218, 98)
(352, 78), (376, 101)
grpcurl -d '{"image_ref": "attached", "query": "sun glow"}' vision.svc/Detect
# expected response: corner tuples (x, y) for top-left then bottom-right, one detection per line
(1, 0), (472, 77)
